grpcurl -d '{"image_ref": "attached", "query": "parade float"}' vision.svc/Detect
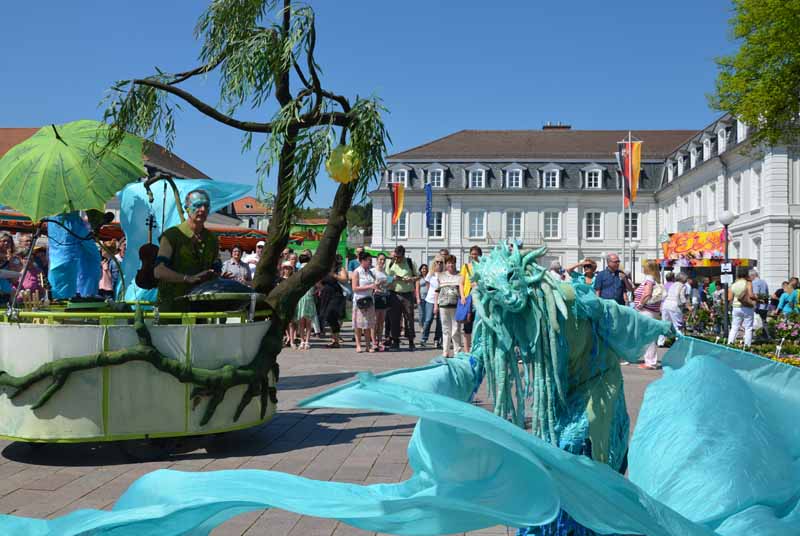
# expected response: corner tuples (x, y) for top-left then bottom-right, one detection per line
(0, 120), (279, 449)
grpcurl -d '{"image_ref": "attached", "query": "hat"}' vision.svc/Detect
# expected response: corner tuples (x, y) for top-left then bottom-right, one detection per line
(256, 240), (266, 247)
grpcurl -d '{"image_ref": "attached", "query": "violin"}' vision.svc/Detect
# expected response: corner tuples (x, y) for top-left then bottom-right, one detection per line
(135, 214), (159, 290)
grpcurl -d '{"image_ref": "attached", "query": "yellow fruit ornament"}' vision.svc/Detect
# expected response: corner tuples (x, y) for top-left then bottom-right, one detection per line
(325, 145), (360, 184)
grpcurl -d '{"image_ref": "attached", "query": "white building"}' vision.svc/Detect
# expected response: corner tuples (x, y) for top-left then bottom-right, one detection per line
(369, 121), (800, 291)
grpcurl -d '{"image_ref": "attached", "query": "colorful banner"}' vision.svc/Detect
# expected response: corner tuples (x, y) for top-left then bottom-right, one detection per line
(660, 230), (726, 260)
(391, 183), (405, 225)
(424, 183), (433, 230)
(617, 140), (642, 208)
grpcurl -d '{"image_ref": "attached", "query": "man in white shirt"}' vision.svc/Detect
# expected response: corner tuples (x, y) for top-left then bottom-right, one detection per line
(243, 240), (265, 279)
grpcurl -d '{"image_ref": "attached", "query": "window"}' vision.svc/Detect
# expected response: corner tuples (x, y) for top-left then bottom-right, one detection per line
(696, 190), (703, 220)
(690, 147), (698, 168)
(245, 203), (253, 209)
(429, 211), (444, 238)
(544, 211), (560, 239)
(506, 211), (523, 239)
(428, 169), (444, 188)
(624, 212), (639, 239)
(391, 212), (407, 239)
(752, 236), (762, 263)
(389, 169), (407, 186)
(703, 139), (711, 161)
(667, 162), (674, 182)
(737, 120), (748, 143)
(734, 176), (742, 214)
(584, 211), (602, 239)
(718, 128), (727, 153)
(469, 169), (485, 189)
(586, 170), (602, 189)
(708, 184), (717, 221)
(468, 211), (486, 239)
(752, 166), (762, 209)
(543, 170), (559, 189)
(507, 169), (523, 188)
(677, 156), (685, 176)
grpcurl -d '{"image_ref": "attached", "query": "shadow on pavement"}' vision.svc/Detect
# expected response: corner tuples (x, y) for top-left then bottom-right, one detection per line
(277, 372), (356, 390)
(0, 410), (413, 467)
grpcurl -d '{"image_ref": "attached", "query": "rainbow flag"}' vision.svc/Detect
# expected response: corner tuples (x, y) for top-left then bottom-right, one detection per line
(391, 183), (405, 225)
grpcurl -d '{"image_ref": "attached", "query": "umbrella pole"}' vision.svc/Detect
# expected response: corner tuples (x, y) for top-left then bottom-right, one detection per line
(6, 226), (42, 319)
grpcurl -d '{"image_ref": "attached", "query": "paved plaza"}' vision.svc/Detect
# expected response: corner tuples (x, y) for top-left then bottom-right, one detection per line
(0, 326), (662, 535)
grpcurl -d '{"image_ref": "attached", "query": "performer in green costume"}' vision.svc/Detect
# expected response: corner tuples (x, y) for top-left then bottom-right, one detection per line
(154, 189), (220, 311)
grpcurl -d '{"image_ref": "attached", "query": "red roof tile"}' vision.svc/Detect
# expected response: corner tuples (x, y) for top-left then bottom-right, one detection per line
(233, 196), (271, 215)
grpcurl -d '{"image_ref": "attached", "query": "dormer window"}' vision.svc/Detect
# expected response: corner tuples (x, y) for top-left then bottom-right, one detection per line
(690, 146), (698, 168)
(702, 137), (712, 161)
(666, 159), (674, 182)
(428, 169), (444, 188)
(507, 169), (523, 188)
(469, 169), (486, 188)
(581, 164), (604, 189)
(389, 169), (408, 187)
(677, 155), (685, 176)
(245, 203), (253, 209)
(540, 163), (562, 189)
(737, 120), (748, 143)
(717, 128), (728, 153)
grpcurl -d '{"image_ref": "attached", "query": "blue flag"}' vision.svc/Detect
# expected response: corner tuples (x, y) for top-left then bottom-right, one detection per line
(424, 183), (433, 229)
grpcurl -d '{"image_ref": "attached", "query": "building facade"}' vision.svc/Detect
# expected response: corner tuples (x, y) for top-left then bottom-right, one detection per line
(369, 123), (800, 291)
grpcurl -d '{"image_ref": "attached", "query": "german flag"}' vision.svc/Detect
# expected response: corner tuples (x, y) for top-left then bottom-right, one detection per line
(616, 140), (642, 208)
(390, 183), (405, 225)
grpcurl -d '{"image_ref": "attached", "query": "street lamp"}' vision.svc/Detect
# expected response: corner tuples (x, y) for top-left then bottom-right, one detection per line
(719, 210), (737, 339)
(630, 240), (640, 285)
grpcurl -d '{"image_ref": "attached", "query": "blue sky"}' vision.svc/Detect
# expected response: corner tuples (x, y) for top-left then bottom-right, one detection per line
(2, 1), (736, 207)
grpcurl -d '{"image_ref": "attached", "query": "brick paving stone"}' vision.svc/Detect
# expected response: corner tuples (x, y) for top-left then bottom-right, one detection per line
(0, 324), (661, 534)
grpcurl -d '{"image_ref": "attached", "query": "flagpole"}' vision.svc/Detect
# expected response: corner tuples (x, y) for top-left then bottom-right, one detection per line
(627, 131), (633, 275)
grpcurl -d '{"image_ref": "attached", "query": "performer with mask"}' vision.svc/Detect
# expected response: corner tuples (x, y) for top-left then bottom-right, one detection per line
(154, 189), (220, 311)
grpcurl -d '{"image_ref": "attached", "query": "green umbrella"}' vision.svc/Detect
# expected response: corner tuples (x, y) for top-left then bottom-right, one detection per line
(0, 119), (145, 221)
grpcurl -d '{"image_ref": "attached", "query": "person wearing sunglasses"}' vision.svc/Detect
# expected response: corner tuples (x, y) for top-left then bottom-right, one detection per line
(154, 189), (221, 311)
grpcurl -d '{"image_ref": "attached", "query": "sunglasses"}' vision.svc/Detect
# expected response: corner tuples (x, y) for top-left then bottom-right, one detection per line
(257, 245), (264, 249)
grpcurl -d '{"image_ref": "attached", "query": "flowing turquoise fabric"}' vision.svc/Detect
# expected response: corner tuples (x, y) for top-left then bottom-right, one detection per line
(0, 340), (797, 535)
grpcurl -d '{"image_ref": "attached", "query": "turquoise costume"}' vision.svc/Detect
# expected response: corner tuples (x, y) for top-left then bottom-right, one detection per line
(2, 243), (799, 536)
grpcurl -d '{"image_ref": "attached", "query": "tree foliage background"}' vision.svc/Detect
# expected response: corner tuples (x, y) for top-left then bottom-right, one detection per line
(712, 0), (800, 147)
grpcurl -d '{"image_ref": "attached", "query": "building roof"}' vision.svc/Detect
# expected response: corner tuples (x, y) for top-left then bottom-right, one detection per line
(388, 129), (698, 161)
(295, 218), (328, 226)
(0, 127), (209, 179)
(232, 195), (271, 215)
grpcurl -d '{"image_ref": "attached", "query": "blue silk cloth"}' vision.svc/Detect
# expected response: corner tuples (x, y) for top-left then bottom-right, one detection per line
(0, 339), (798, 535)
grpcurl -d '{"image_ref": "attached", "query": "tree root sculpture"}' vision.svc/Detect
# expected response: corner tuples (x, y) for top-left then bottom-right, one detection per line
(0, 309), (281, 426)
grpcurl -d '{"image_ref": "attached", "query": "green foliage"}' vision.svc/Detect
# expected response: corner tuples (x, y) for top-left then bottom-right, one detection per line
(102, 77), (180, 151)
(711, 0), (800, 147)
(347, 202), (372, 231)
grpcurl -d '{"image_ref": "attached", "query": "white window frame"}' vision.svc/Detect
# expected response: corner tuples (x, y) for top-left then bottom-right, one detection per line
(752, 165), (762, 209)
(733, 176), (742, 214)
(389, 169), (408, 187)
(690, 146), (698, 168)
(677, 155), (685, 176)
(505, 210), (523, 240)
(708, 184), (717, 222)
(666, 160), (674, 182)
(427, 168), (444, 188)
(737, 120), (748, 142)
(468, 211), (486, 239)
(543, 210), (561, 240)
(429, 211), (444, 239)
(752, 236), (762, 263)
(584, 211), (603, 240)
(469, 169), (486, 189)
(702, 137), (712, 161)
(586, 170), (602, 189)
(391, 212), (408, 239)
(717, 128), (728, 153)
(624, 212), (640, 240)
(543, 170), (560, 189)
(507, 169), (523, 188)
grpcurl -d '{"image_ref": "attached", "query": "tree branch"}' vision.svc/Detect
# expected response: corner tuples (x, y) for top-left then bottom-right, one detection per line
(168, 56), (224, 86)
(133, 78), (349, 133)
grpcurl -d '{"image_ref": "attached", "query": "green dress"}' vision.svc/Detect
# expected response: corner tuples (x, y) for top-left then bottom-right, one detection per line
(157, 221), (219, 312)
